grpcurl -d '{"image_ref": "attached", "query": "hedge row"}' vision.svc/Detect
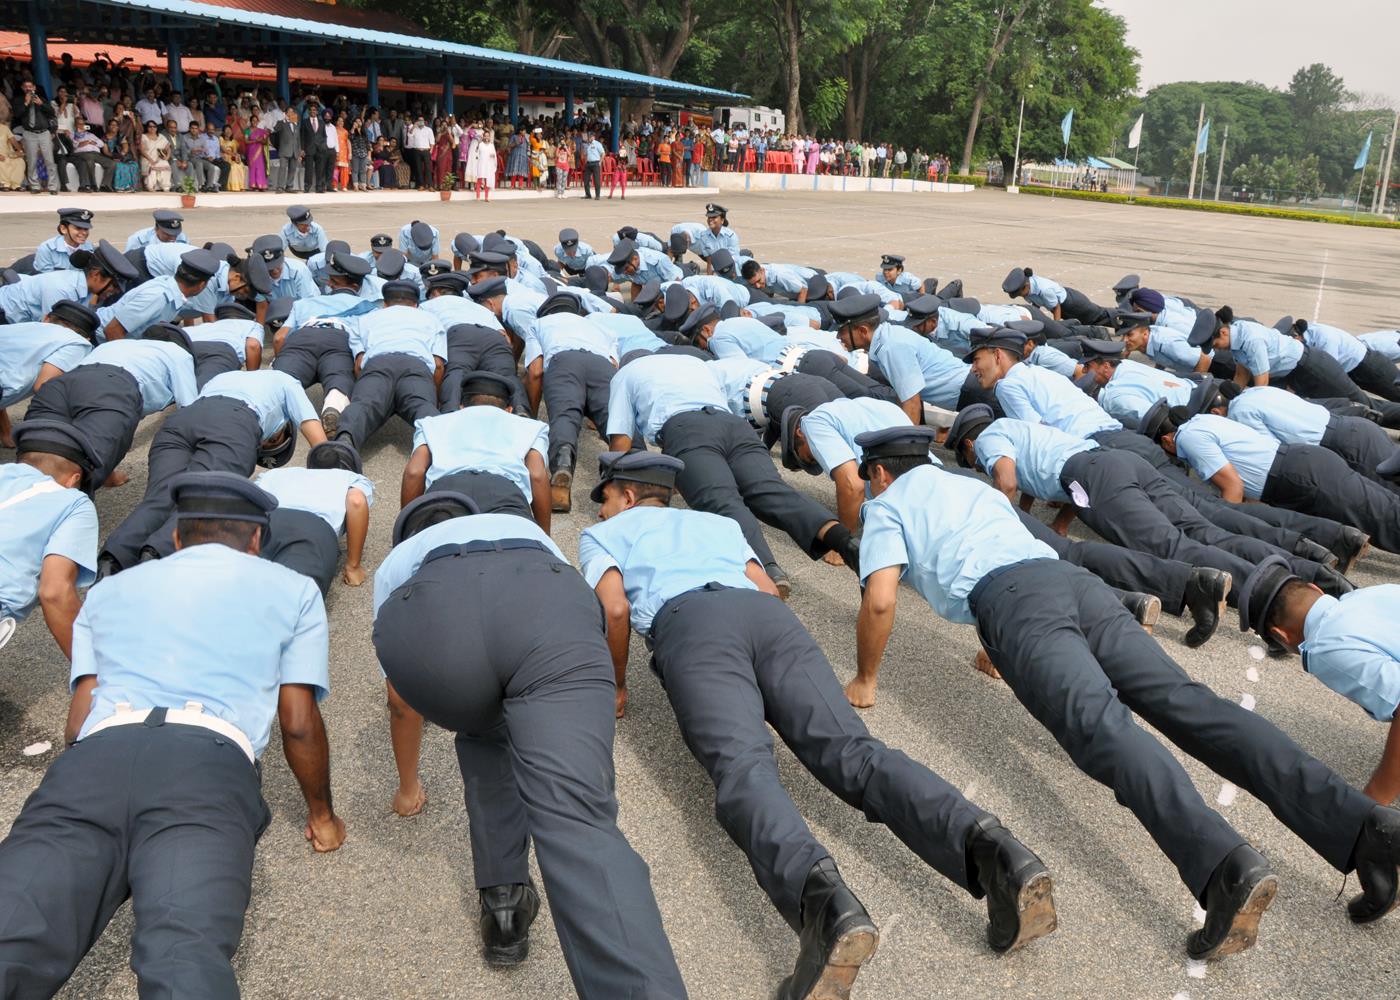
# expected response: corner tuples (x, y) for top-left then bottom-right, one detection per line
(946, 173), (986, 187)
(1017, 185), (1400, 229)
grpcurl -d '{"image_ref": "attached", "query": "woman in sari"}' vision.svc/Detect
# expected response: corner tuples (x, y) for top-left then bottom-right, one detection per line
(504, 127), (529, 188)
(457, 124), (477, 190)
(528, 128), (544, 188)
(333, 113), (350, 190)
(671, 132), (686, 187)
(430, 126), (454, 188)
(220, 125), (247, 191)
(0, 121), (24, 190)
(246, 113), (270, 191)
(139, 120), (171, 191)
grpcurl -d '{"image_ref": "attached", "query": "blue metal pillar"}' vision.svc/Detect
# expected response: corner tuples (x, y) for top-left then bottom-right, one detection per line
(26, 5), (52, 98)
(508, 80), (519, 126)
(442, 70), (454, 118)
(166, 32), (183, 94)
(610, 95), (621, 153)
(564, 84), (574, 126)
(366, 62), (379, 108)
(276, 46), (290, 104)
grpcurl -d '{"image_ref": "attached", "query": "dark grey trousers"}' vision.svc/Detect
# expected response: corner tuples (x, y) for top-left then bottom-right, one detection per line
(1348, 348), (1400, 402)
(658, 407), (833, 567)
(650, 585), (983, 928)
(794, 350), (898, 403)
(23, 364), (143, 493)
(1321, 415), (1400, 490)
(973, 558), (1375, 899)
(262, 507), (341, 596)
(542, 349), (613, 466)
(1279, 347), (1373, 409)
(0, 725), (268, 1000)
(1263, 443), (1400, 553)
(272, 326), (356, 399)
(336, 352), (438, 449)
(440, 323), (526, 412)
(193, 342), (241, 389)
(102, 396), (262, 568)
(428, 470), (532, 520)
(372, 546), (687, 1000)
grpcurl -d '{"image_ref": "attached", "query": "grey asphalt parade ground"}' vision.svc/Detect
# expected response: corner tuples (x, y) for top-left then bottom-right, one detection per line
(3, 189), (1399, 999)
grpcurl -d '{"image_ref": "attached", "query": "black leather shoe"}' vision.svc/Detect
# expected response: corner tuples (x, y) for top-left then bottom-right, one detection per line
(775, 859), (878, 1000)
(95, 553), (120, 582)
(1348, 806), (1400, 923)
(550, 444), (576, 513)
(765, 563), (792, 600)
(1312, 564), (1356, 598)
(1293, 536), (1338, 568)
(837, 536), (861, 575)
(1183, 568), (1230, 648)
(1120, 592), (1161, 633)
(1186, 844), (1277, 960)
(1330, 527), (1370, 575)
(967, 815), (1057, 953)
(479, 881), (540, 966)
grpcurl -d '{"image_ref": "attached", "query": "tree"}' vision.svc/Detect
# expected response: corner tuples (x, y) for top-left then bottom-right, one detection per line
(1287, 63), (1348, 152)
(959, 0), (1033, 174)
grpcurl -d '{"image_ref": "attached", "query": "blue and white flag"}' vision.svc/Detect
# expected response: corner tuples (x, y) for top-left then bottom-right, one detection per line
(1061, 108), (1074, 147)
(1355, 131), (1373, 171)
(1195, 119), (1210, 155)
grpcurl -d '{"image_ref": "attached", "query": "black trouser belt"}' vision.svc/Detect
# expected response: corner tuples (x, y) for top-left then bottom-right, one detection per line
(421, 538), (551, 566)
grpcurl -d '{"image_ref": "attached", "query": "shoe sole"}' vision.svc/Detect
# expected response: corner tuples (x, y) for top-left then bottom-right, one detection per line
(1137, 595), (1161, 633)
(797, 924), (879, 1000)
(1184, 574), (1232, 649)
(773, 577), (792, 600)
(998, 871), (1058, 953)
(1192, 875), (1278, 960)
(550, 472), (572, 513)
(1339, 537), (1371, 575)
(321, 409), (339, 436)
(483, 938), (530, 966)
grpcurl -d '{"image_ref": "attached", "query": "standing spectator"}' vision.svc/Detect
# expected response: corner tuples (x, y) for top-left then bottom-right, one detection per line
(134, 87), (164, 127)
(300, 101), (333, 193)
(246, 116), (269, 191)
(754, 130), (767, 172)
(734, 122), (749, 171)
(200, 90), (225, 131)
(431, 123), (454, 189)
(350, 118), (370, 191)
(270, 107), (300, 192)
(76, 85), (104, 131)
(504, 126), (529, 189)
(384, 108), (406, 153)
(404, 114), (433, 190)
(330, 113), (349, 190)
(875, 142), (887, 177)
(581, 130), (604, 200)
(554, 137), (571, 197)
(13, 79), (59, 195)
(894, 146), (907, 179)
(473, 128), (497, 201)
(656, 133), (672, 187)
(457, 122), (478, 191)
(164, 91), (193, 134)
(365, 108), (382, 145)
(138, 119), (172, 191)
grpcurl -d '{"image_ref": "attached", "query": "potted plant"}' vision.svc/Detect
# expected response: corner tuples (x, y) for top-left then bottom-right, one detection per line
(439, 173), (455, 201)
(178, 175), (198, 209)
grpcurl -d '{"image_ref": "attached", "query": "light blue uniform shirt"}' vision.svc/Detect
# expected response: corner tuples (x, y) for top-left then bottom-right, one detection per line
(606, 354), (725, 445)
(692, 226), (740, 261)
(71, 544), (330, 757)
(708, 357), (770, 416)
(617, 247), (682, 286)
(0, 323), (91, 406)
(281, 220), (328, 255)
(524, 313), (618, 369)
(681, 274), (750, 311)
(357, 305), (448, 374)
(1230, 319), (1303, 378)
(554, 241), (597, 269)
(413, 407), (549, 499)
(972, 418), (1097, 503)
(1145, 326), (1209, 376)
(398, 223), (440, 267)
(139, 243), (230, 317)
(1156, 296), (1196, 335)
(1173, 413), (1280, 499)
(0, 270), (89, 324)
(124, 227), (189, 252)
(858, 464), (1056, 624)
(707, 317), (788, 364)
(826, 272), (902, 307)
(357, 257), (423, 300)
(185, 318), (260, 364)
(255, 467), (374, 533)
(586, 312), (665, 356)
(34, 235), (91, 273)
(579, 505), (758, 635)
(585, 140), (605, 163)
(869, 322), (969, 409)
(877, 270), (921, 296)
(1024, 275), (1067, 310)
(928, 307), (984, 357)
(96, 275), (186, 339)
(76, 339), (198, 414)
(760, 263), (817, 297)
(373, 514), (566, 618)
(977, 303), (1032, 326)
(285, 290), (380, 338)
(1226, 386), (1330, 447)
(421, 294), (504, 331)
(500, 288), (547, 340)
(799, 397), (930, 477)
(669, 222), (707, 248)
(1025, 344), (1078, 379)
(1300, 588), (1400, 721)
(1096, 359), (1192, 424)
(262, 257), (320, 304)
(0, 465), (98, 620)
(786, 328), (849, 357)
(1358, 331), (1400, 362)
(198, 369), (318, 438)
(995, 362), (1120, 438)
(1303, 322), (1366, 373)
(548, 285), (614, 316)
(747, 300), (822, 328)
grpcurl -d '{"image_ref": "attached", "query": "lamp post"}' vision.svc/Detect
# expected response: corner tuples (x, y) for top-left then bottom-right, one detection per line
(1008, 90), (1027, 194)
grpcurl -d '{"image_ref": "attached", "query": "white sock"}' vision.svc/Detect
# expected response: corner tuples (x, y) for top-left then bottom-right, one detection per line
(323, 389), (350, 412)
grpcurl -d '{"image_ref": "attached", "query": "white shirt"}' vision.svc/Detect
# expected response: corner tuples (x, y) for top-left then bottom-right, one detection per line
(407, 124), (434, 150)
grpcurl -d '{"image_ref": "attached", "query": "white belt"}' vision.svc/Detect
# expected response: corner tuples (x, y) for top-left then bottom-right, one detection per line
(743, 368), (788, 428)
(850, 349), (870, 374)
(83, 701), (256, 764)
(777, 345), (811, 372)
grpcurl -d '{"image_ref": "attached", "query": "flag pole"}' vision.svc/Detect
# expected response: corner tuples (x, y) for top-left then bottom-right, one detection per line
(1213, 124), (1229, 202)
(1131, 145), (1139, 202)
(1186, 102), (1204, 200)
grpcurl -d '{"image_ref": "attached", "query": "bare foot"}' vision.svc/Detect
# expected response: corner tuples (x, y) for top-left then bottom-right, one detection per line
(0, 436), (13, 450)
(845, 677), (877, 709)
(615, 686), (628, 719)
(974, 649), (1003, 681)
(342, 564), (366, 587)
(392, 782), (427, 817)
(103, 469), (129, 488)
(305, 813), (347, 852)
(821, 549), (845, 567)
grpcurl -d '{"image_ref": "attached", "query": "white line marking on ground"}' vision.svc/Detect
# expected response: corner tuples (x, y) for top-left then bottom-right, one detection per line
(1313, 248), (1329, 321)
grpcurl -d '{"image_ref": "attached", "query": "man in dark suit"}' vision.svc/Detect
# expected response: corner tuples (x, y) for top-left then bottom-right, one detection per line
(299, 100), (333, 194)
(271, 107), (302, 193)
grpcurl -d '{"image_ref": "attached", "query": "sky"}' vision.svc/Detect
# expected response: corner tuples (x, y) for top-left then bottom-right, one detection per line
(1099, 0), (1400, 104)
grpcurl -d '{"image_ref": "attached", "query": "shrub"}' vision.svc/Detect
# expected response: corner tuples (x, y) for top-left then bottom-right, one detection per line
(946, 173), (986, 187)
(1017, 186), (1400, 229)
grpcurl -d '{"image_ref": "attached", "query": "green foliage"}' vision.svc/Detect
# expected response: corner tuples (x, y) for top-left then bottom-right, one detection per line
(947, 173), (987, 187)
(1019, 185), (1400, 228)
(806, 78), (849, 133)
